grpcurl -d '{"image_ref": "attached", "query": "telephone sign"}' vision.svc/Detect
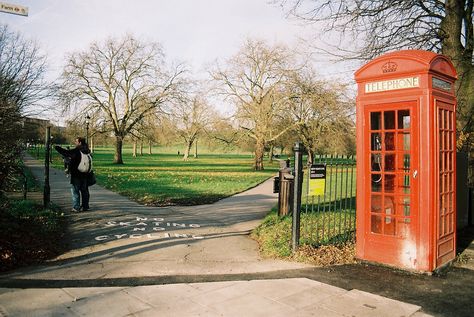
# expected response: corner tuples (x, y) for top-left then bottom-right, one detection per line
(308, 164), (326, 196)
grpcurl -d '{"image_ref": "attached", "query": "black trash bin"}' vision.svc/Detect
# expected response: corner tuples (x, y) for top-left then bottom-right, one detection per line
(273, 176), (280, 193)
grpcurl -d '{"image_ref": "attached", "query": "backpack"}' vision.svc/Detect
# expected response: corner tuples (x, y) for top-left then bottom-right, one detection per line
(78, 151), (92, 173)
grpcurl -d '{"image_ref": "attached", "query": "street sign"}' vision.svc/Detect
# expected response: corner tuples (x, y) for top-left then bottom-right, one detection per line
(308, 164), (326, 196)
(0, 2), (28, 16)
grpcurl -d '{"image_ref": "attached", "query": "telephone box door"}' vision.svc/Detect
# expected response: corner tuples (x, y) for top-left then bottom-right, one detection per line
(364, 101), (419, 267)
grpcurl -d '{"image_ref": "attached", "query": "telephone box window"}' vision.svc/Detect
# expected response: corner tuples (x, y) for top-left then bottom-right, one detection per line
(371, 133), (382, 151)
(384, 111), (395, 129)
(398, 110), (410, 129)
(385, 132), (395, 150)
(384, 174), (395, 192)
(402, 133), (410, 151)
(385, 154), (396, 171)
(371, 195), (382, 213)
(371, 112), (381, 130)
(371, 215), (382, 233)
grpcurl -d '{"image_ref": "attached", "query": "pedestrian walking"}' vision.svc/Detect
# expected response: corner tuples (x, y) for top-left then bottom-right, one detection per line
(54, 137), (92, 212)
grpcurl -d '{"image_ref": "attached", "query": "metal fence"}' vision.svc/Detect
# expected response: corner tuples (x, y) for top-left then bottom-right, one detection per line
(299, 154), (357, 246)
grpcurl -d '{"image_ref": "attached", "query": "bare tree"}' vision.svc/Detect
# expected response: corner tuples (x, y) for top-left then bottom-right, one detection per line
(0, 24), (50, 191)
(59, 34), (186, 164)
(211, 38), (298, 170)
(170, 94), (216, 160)
(278, 0), (474, 176)
(284, 68), (355, 162)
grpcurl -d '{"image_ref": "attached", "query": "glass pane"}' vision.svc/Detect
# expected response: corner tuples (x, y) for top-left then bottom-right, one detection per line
(371, 195), (382, 213)
(384, 218), (396, 235)
(385, 196), (395, 214)
(371, 133), (382, 151)
(371, 215), (382, 233)
(449, 132), (453, 151)
(371, 154), (382, 171)
(447, 153), (452, 171)
(402, 196), (410, 216)
(398, 110), (410, 129)
(371, 112), (381, 130)
(384, 174), (395, 192)
(449, 111), (453, 130)
(403, 133), (410, 151)
(443, 110), (448, 130)
(371, 175), (382, 192)
(401, 174), (410, 194)
(444, 132), (449, 151)
(384, 154), (396, 171)
(398, 221), (409, 237)
(385, 132), (395, 151)
(403, 154), (410, 170)
(439, 131), (444, 149)
(384, 111), (395, 129)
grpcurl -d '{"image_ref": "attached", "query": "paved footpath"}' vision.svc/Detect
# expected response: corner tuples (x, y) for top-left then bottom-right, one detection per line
(0, 155), (430, 316)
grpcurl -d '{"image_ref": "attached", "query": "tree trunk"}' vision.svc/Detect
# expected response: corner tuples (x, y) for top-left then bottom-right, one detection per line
(132, 140), (137, 157)
(440, 0), (474, 135)
(148, 140), (152, 154)
(194, 139), (198, 158)
(140, 141), (143, 156)
(307, 150), (314, 165)
(183, 141), (193, 161)
(254, 138), (265, 170)
(90, 136), (94, 153)
(269, 144), (274, 163)
(114, 136), (124, 164)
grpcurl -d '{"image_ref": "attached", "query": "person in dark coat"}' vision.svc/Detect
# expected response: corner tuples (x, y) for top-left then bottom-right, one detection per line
(55, 137), (91, 212)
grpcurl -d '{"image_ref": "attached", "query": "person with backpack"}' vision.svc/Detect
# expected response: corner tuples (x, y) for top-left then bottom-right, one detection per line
(55, 137), (92, 212)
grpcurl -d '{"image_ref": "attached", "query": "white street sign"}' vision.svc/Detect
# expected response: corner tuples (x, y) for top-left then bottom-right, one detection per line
(0, 2), (28, 16)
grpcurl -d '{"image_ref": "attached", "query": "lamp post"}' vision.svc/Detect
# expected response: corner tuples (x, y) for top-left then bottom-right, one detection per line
(85, 115), (90, 145)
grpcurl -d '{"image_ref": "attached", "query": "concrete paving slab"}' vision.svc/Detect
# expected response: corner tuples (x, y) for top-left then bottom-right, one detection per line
(189, 282), (252, 306)
(124, 283), (203, 306)
(0, 288), (73, 316)
(297, 306), (348, 317)
(63, 287), (127, 300)
(186, 280), (241, 293)
(209, 292), (296, 317)
(319, 289), (422, 317)
(67, 288), (152, 317)
(241, 278), (316, 301)
(132, 306), (222, 317)
(277, 281), (347, 309)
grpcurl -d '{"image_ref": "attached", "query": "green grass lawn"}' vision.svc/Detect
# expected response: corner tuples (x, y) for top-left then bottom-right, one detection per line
(45, 146), (280, 206)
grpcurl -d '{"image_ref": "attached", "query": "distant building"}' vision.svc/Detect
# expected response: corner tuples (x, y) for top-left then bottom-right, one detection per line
(20, 117), (50, 143)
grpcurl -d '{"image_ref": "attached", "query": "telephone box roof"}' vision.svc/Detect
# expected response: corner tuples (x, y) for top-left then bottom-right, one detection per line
(355, 49), (457, 81)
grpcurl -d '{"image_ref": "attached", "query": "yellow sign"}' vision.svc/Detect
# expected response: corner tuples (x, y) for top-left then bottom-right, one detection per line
(309, 178), (325, 196)
(308, 164), (326, 196)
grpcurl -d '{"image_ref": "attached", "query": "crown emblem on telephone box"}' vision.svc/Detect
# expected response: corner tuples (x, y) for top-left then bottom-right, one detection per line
(382, 62), (398, 73)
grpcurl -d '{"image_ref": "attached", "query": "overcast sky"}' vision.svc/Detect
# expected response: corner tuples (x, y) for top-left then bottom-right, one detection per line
(2, 0), (358, 119)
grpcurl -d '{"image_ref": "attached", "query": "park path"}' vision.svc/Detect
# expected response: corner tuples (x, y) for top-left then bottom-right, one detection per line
(3, 154), (309, 280)
(0, 155), (432, 317)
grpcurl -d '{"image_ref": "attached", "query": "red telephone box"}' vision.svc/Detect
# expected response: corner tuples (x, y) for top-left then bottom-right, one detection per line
(355, 50), (457, 272)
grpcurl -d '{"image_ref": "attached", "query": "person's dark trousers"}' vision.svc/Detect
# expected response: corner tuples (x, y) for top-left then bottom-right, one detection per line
(70, 177), (89, 210)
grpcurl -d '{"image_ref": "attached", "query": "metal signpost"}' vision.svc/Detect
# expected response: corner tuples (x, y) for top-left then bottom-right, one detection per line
(43, 127), (51, 207)
(291, 142), (303, 252)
